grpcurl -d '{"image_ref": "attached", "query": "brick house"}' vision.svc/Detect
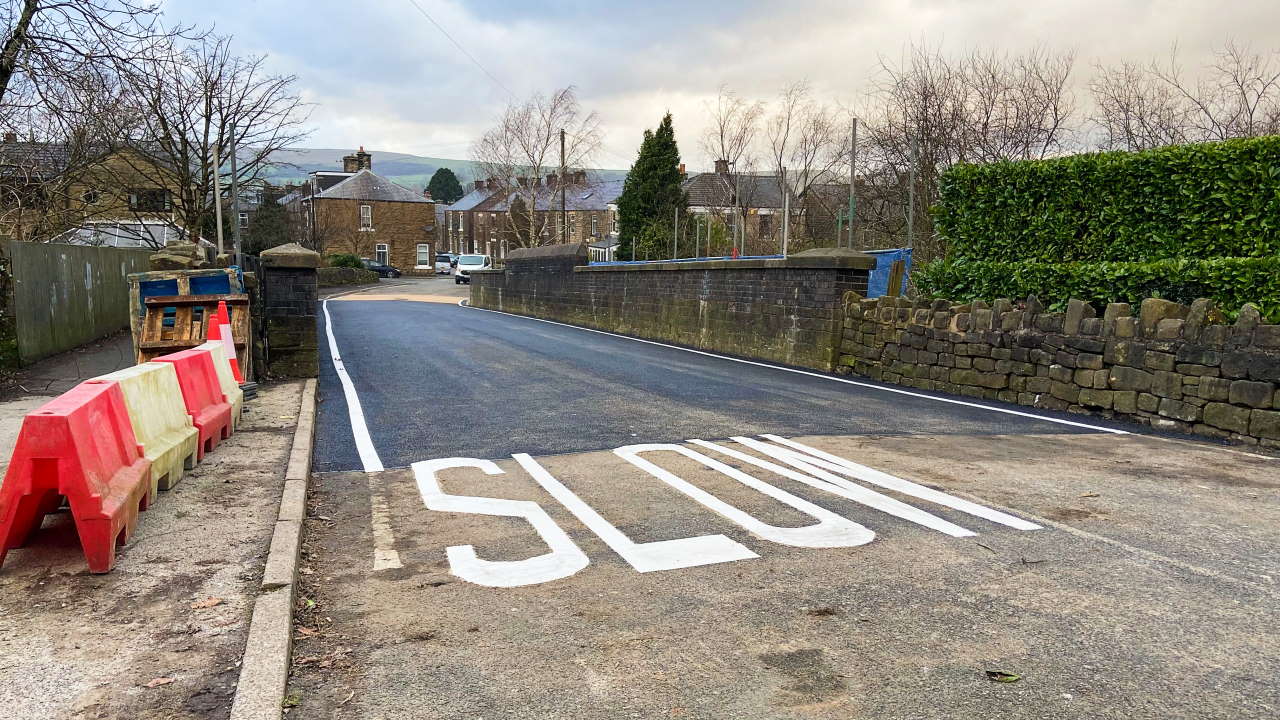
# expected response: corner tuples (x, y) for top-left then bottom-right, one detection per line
(282, 148), (437, 274)
(445, 173), (622, 259)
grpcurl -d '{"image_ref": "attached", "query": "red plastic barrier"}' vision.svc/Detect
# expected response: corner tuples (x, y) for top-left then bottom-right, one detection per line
(0, 381), (153, 573)
(154, 348), (232, 460)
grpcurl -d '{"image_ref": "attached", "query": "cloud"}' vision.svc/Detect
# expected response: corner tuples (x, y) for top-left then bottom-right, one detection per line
(164, 0), (1280, 169)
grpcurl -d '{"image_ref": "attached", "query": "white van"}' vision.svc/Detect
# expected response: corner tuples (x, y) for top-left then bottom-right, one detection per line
(434, 253), (453, 275)
(454, 254), (492, 284)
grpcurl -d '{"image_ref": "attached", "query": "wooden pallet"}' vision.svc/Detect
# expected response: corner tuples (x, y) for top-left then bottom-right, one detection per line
(136, 294), (251, 377)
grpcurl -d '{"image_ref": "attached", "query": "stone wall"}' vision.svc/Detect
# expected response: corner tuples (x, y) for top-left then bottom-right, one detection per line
(261, 243), (319, 378)
(839, 294), (1280, 448)
(317, 267), (379, 286)
(471, 244), (874, 371)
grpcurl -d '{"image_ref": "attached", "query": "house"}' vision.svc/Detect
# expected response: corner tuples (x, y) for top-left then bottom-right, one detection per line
(0, 132), (188, 248)
(282, 148), (437, 274)
(682, 159), (845, 254)
(445, 172), (623, 258)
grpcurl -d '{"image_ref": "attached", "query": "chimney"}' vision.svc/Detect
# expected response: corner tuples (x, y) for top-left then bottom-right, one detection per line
(423, 188), (433, 201)
(486, 178), (498, 190)
(679, 163), (686, 178)
(342, 152), (358, 173)
(518, 176), (529, 188)
(574, 170), (587, 184)
(474, 180), (485, 191)
(715, 159), (730, 175)
(355, 146), (372, 171)
(546, 173), (557, 189)
(2, 132), (15, 143)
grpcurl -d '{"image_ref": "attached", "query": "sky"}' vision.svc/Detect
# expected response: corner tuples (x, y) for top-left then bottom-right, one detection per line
(163, 0), (1280, 171)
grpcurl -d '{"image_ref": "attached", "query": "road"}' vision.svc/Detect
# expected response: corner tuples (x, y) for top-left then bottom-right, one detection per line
(293, 277), (1280, 719)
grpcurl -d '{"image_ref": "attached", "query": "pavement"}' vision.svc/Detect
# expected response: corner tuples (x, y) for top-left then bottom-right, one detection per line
(0, 380), (306, 720)
(292, 277), (1280, 719)
(2, 331), (136, 399)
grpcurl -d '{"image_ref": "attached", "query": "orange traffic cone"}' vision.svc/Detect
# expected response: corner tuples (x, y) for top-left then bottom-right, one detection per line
(208, 301), (244, 383)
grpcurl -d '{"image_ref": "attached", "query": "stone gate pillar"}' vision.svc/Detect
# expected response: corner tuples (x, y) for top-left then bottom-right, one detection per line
(260, 243), (321, 378)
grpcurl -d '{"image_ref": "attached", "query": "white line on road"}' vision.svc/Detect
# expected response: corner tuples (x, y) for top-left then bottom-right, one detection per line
(322, 299), (384, 472)
(458, 302), (1129, 436)
(369, 474), (403, 571)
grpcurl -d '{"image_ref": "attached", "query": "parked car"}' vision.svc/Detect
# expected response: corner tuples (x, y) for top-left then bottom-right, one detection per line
(454, 253), (492, 284)
(434, 253), (454, 275)
(361, 258), (402, 278)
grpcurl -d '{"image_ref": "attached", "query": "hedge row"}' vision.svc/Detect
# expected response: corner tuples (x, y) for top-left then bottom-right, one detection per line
(916, 256), (1280, 322)
(935, 136), (1280, 262)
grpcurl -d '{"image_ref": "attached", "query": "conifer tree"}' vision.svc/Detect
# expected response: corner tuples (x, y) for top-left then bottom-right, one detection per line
(427, 167), (465, 205)
(616, 113), (686, 260)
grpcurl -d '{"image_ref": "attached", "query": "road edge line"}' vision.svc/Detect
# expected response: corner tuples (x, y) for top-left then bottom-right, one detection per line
(230, 378), (316, 720)
(458, 302), (1128, 436)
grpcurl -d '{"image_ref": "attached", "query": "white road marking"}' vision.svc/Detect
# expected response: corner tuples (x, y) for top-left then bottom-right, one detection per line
(689, 439), (977, 537)
(321, 299), (383, 472)
(752, 435), (1041, 531)
(459, 302), (1129, 436)
(615, 443), (877, 548)
(369, 474), (403, 571)
(512, 453), (758, 573)
(412, 457), (589, 587)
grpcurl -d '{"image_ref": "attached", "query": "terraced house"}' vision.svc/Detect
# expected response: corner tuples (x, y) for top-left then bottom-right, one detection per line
(445, 172), (622, 259)
(282, 148), (437, 274)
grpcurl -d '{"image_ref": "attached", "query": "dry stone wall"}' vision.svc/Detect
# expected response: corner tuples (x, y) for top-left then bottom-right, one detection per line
(838, 294), (1280, 448)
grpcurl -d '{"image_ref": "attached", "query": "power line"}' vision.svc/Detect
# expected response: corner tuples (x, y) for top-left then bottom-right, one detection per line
(403, 0), (514, 98)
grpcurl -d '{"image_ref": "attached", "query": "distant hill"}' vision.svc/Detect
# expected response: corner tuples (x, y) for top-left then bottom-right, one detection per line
(260, 148), (627, 192)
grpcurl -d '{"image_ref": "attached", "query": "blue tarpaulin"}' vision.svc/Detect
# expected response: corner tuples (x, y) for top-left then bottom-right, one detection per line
(864, 248), (912, 298)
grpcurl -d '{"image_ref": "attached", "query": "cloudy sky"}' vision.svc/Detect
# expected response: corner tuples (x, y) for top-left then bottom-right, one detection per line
(164, 0), (1280, 171)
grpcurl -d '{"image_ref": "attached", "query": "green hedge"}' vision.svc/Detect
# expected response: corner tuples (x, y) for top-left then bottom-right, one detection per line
(935, 136), (1280, 262)
(326, 253), (364, 269)
(917, 256), (1280, 322)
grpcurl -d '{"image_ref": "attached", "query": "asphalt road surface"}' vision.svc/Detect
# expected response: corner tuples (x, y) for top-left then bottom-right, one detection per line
(294, 277), (1280, 720)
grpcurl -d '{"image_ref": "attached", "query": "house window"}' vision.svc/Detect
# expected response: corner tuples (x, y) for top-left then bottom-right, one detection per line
(82, 189), (100, 205)
(416, 243), (430, 266)
(569, 213), (577, 236)
(759, 213), (773, 238)
(360, 204), (373, 230)
(457, 213), (464, 231)
(375, 243), (389, 265)
(611, 214), (618, 233)
(238, 212), (249, 229)
(591, 214), (598, 237)
(129, 189), (170, 212)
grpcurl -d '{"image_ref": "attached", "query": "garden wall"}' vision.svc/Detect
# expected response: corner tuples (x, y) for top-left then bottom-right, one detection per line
(839, 294), (1280, 447)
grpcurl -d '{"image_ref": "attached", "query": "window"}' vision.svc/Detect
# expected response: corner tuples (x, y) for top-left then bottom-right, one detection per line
(238, 212), (249, 229)
(457, 212), (464, 231)
(416, 243), (430, 266)
(611, 214), (618, 233)
(591, 214), (598, 237)
(375, 243), (389, 265)
(759, 213), (773, 238)
(128, 189), (170, 212)
(82, 189), (100, 205)
(568, 213), (577, 236)
(360, 204), (373, 230)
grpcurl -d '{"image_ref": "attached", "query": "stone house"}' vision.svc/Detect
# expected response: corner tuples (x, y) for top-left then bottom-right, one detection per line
(445, 173), (622, 259)
(0, 132), (189, 247)
(282, 148), (437, 274)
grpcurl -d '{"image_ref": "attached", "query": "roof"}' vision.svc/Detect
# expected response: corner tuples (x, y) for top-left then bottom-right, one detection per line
(447, 186), (494, 211)
(683, 172), (788, 209)
(316, 168), (427, 202)
(589, 237), (619, 249)
(484, 179), (625, 212)
(0, 141), (73, 177)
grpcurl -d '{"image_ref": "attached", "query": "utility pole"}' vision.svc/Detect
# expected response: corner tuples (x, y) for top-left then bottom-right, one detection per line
(212, 139), (225, 254)
(848, 116), (858, 249)
(672, 207), (678, 260)
(781, 166), (790, 257)
(560, 129), (567, 244)
(228, 129), (242, 265)
(906, 136), (918, 250)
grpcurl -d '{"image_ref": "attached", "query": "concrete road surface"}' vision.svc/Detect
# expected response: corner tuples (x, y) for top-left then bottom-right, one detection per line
(292, 277), (1279, 719)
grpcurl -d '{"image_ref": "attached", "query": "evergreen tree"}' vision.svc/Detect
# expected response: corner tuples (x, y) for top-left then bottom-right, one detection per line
(427, 167), (465, 205)
(616, 113), (686, 260)
(245, 194), (290, 255)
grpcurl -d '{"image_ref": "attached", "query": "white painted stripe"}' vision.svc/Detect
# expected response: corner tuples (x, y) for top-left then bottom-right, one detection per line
(322, 298), (384, 472)
(512, 453), (758, 572)
(459, 303), (1129, 435)
(689, 439), (976, 538)
(413, 457), (589, 587)
(368, 474), (402, 571)
(754, 435), (1042, 531)
(615, 443), (876, 548)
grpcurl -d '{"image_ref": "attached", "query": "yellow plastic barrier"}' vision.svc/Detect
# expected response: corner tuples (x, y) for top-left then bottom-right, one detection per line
(197, 341), (244, 430)
(93, 362), (199, 493)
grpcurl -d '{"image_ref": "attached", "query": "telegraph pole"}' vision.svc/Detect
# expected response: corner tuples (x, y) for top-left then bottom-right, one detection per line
(672, 206), (678, 259)
(781, 166), (790, 257)
(212, 139), (225, 254)
(906, 136), (918, 250)
(560, 129), (567, 244)
(848, 116), (858, 249)
(228, 129), (242, 265)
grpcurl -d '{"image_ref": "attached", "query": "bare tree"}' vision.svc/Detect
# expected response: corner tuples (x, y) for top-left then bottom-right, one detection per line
(1093, 41), (1280, 150)
(699, 86), (765, 254)
(766, 81), (850, 246)
(101, 35), (310, 248)
(471, 86), (599, 248)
